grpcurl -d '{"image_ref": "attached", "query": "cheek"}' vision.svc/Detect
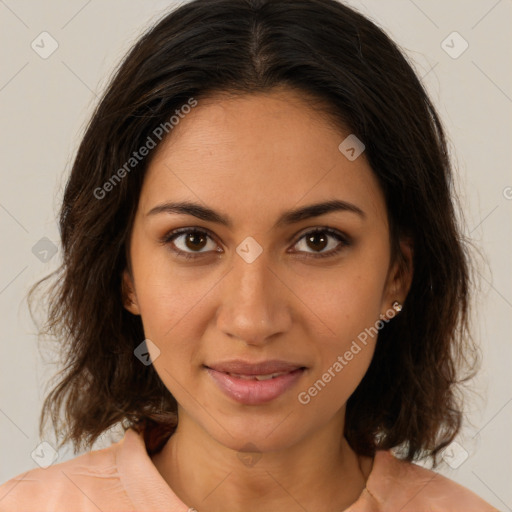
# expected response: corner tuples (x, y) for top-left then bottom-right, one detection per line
(294, 243), (389, 342)
(292, 244), (389, 401)
(130, 246), (212, 360)
(295, 283), (381, 416)
(133, 262), (211, 401)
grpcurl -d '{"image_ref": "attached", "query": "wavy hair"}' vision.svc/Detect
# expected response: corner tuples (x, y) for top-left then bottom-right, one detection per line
(30, 0), (478, 464)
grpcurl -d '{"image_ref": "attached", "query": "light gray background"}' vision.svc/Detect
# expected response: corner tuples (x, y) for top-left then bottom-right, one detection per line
(0, 0), (511, 509)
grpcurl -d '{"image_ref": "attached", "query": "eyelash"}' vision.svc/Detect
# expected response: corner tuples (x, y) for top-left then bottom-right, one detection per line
(160, 227), (351, 261)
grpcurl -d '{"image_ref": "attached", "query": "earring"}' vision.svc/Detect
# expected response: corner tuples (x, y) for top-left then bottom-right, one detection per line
(392, 300), (402, 313)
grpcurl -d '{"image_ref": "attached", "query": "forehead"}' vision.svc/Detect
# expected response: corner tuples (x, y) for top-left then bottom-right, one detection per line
(138, 89), (387, 227)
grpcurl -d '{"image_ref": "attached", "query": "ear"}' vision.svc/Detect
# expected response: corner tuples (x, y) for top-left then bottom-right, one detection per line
(382, 236), (414, 312)
(122, 269), (140, 315)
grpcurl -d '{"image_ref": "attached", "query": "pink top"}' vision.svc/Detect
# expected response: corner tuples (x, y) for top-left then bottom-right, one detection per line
(0, 428), (498, 511)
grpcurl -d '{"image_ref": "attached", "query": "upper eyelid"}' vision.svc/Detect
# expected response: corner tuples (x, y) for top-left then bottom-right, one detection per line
(163, 226), (348, 250)
(162, 226), (218, 244)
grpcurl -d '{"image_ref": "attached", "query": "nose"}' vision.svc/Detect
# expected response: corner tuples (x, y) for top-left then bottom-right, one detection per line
(215, 251), (293, 346)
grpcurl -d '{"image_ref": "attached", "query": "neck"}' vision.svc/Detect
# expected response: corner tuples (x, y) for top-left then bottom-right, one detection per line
(151, 410), (373, 512)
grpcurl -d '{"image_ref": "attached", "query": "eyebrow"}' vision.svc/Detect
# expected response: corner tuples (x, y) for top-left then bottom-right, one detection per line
(146, 199), (366, 229)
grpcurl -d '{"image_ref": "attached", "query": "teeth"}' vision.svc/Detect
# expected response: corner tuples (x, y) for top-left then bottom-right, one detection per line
(255, 373), (281, 381)
(229, 372), (287, 381)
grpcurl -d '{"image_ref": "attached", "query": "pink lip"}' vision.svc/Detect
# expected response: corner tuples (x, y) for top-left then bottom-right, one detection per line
(205, 360), (306, 405)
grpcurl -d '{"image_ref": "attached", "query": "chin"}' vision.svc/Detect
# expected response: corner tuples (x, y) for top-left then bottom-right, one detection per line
(196, 408), (313, 455)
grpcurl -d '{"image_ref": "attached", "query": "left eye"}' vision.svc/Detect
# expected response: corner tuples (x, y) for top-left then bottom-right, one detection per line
(162, 227), (349, 260)
(292, 228), (349, 258)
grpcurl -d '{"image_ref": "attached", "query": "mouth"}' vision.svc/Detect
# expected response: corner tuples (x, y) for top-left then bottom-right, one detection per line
(204, 360), (306, 405)
(222, 371), (295, 381)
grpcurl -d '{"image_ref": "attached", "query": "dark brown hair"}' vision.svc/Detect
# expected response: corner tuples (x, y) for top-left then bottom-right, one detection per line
(31, 0), (478, 464)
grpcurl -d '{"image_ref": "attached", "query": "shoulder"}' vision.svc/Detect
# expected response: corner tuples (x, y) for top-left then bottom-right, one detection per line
(363, 450), (500, 512)
(0, 437), (133, 511)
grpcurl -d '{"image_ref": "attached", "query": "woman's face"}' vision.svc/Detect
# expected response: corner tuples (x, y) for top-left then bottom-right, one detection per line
(124, 88), (411, 453)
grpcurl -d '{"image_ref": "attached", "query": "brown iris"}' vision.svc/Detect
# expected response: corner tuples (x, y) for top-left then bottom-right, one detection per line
(185, 231), (208, 251)
(306, 232), (328, 252)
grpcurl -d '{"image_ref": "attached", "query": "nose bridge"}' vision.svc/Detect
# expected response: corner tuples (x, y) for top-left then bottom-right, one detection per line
(216, 249), (291, 344)
(235, 249), (269, 297)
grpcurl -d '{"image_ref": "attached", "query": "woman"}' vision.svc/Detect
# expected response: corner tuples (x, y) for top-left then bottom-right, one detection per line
(0, 0), (499, 510)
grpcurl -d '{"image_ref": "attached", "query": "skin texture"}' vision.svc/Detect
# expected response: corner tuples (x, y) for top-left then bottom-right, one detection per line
(123, 88), (413, 512)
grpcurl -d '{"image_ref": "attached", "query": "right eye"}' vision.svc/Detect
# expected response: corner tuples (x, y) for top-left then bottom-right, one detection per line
(162, 227), (220, 260)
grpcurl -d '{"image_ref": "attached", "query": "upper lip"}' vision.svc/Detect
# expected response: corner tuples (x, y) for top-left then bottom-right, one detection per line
(205, 359), (305, 375)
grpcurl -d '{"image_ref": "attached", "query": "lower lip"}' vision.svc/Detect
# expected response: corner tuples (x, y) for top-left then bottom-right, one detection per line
(206, 367), (305, 405)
